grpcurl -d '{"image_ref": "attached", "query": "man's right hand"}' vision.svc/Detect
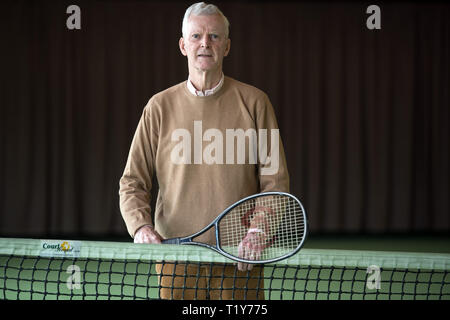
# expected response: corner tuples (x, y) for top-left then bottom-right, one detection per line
(134, 225), (163, 244)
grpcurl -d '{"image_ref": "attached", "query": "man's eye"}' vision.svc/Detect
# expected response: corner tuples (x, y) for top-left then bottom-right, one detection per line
(192, 34), (200, 39)
(210, 34), (219, 40)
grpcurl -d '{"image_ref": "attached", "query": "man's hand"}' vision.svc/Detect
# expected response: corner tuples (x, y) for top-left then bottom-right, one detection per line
(134, 225), (162, 244)
(237, 228), (265, 272)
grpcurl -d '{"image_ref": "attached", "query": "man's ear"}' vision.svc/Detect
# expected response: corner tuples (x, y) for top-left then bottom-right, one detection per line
(224, 38), (231, 57)
(179, 37), (187, 56)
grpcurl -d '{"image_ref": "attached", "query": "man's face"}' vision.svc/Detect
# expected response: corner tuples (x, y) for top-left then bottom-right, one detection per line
(179, 14), (231, 73)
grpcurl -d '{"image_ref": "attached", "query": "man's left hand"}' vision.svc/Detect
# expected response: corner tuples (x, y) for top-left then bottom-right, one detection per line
(237, 229), (265, 271)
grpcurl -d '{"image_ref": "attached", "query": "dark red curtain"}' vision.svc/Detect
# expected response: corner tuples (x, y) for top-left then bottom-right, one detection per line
(0, 1), (448, 237)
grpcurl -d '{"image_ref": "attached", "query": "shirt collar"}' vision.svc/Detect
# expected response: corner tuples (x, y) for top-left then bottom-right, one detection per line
(187, 73), (224, 97)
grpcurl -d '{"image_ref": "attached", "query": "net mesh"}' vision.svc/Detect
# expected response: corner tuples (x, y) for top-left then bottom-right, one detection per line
(0, 238), (449, 300)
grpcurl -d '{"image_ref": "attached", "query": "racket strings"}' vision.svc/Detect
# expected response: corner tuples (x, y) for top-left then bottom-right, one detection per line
(218, 195), (305, 262)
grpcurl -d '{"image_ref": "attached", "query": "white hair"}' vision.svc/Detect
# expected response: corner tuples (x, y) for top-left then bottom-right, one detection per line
(182, 2), (230, 38)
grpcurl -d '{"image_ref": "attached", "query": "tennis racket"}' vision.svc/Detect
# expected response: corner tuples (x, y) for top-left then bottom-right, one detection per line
(162, 192), (308, 264)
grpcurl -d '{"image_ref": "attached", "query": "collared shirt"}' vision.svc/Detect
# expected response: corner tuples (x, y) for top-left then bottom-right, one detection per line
(186, 73), (225, 97)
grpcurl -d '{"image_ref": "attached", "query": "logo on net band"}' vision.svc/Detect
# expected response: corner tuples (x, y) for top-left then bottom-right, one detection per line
(40, 240), (81, 258)
(170, 121), (280, 175)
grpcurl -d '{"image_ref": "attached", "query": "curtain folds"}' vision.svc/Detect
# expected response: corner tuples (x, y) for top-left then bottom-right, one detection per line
(0, 1), (448, 236)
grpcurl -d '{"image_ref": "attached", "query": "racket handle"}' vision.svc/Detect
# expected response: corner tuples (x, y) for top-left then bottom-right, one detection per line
(162, 238), (181, 244)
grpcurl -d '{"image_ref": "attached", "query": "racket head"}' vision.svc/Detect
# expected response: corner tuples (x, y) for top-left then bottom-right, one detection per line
(215, 192), (308, 264)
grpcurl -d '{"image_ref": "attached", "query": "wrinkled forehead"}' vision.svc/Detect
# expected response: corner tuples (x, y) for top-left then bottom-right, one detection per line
(186, 14), (227, 35)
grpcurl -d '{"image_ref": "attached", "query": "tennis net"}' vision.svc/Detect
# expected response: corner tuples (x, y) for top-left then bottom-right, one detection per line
(0, 237), (449, 300)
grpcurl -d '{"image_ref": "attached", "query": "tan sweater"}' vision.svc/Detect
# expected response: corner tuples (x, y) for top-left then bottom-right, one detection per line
(119, 76), (289, 244)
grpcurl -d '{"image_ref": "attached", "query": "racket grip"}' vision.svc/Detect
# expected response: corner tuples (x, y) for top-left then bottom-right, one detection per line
(162, 238), (181, 245)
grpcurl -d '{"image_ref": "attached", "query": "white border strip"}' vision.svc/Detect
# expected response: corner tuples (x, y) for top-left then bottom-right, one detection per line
(0, 237), (449, 270)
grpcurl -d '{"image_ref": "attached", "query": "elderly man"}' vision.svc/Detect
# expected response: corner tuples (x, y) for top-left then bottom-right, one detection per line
(119, 2), (289, 300)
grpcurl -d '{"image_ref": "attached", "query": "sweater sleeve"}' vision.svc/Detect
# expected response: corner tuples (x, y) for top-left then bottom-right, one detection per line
(247, 94), (290, 243)
(119, 101), (159, 238)
(255, 93), (290, 193)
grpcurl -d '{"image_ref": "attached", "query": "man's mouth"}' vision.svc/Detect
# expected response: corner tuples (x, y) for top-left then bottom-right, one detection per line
(198, 54), (213, 58)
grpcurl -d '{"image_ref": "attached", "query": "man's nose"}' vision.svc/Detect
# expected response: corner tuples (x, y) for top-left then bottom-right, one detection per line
(200, 34), (210, 48)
